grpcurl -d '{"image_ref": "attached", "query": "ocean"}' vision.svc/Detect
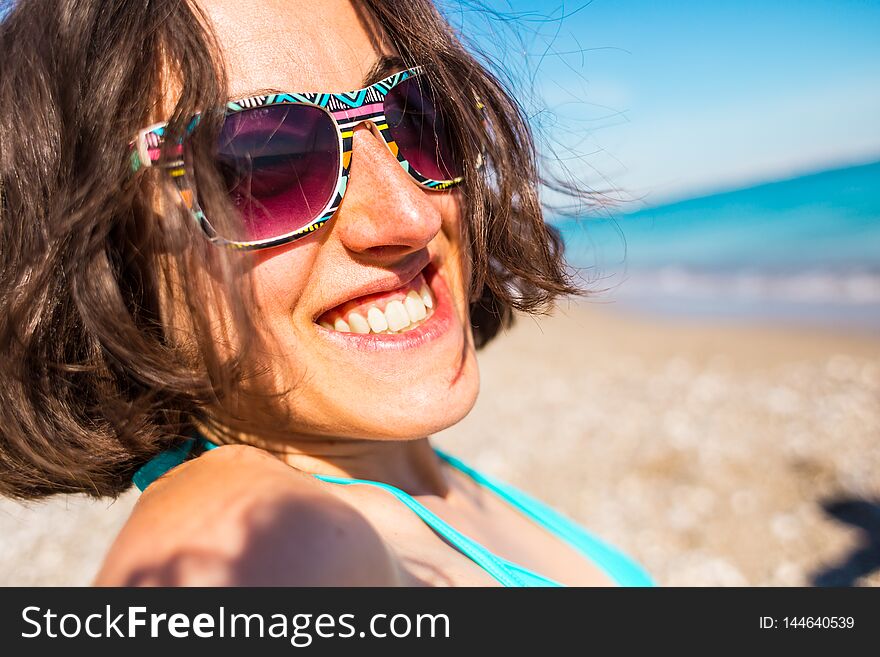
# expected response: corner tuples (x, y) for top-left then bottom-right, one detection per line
(555, 160), (880, 332)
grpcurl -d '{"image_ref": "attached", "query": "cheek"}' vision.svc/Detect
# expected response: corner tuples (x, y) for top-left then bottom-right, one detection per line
(435, 189), (464, 238)
(434, 190), (473, 306)
(249, 241), (321, 319)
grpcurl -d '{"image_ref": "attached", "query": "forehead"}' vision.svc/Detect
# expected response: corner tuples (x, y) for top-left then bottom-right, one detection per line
(196, 0), (389, 96)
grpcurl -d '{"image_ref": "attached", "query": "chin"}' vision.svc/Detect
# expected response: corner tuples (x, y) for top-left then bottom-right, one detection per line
(372, 356), (480, 440)
(311, 345), (481, 441)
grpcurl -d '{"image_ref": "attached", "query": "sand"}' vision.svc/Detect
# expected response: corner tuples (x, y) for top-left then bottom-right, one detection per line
(1, 303), (878, 586)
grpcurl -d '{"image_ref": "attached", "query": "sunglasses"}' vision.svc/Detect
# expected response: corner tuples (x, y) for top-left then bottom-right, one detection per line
(129, 66), (463, 251)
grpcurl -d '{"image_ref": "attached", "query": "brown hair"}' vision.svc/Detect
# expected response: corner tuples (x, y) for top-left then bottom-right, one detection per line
(0, 0), (584, 500)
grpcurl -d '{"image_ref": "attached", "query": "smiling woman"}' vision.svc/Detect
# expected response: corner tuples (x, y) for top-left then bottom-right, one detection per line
(0, 0), (653, 587)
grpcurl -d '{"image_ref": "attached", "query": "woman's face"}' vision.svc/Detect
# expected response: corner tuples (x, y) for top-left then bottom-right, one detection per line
(188, 0), (480, 443)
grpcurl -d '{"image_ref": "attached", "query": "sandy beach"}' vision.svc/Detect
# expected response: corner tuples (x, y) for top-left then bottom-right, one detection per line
(1, 302), (878, 586)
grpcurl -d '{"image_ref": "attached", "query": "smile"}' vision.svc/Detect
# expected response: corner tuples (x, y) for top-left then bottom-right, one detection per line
(313, 262), (455, 351)
(316, 274), (436, 336)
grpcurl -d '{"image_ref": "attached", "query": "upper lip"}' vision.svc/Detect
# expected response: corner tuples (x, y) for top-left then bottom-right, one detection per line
(311, 253), (433, 322)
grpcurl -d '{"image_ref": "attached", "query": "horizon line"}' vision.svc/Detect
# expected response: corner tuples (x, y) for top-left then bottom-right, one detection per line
(618, 154), (880, 214)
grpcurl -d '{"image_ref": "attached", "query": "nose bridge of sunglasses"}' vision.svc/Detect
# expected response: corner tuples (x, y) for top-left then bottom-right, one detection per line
(341, 117), (400, 171)
(356, 118), (380, 133)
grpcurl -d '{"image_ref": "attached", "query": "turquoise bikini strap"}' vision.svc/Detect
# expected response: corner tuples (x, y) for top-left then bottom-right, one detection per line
(132, 436), (217, 492)
(433, 447), (655, 587)
(313, 473), (527, 587)
(132, 439), (652, 587)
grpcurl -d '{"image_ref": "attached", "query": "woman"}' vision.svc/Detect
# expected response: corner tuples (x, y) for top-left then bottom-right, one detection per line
(0, 0), (653, 586)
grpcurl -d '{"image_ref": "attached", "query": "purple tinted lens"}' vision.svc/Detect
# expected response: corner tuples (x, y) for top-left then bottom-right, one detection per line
(215, 104), (339, 242)
(384, 76), (461, 182)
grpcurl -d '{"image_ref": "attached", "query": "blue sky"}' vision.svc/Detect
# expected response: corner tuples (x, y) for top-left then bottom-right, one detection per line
(443, 0), (880, 205)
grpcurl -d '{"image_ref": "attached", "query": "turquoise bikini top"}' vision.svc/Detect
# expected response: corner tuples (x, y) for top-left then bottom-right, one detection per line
(133, 437), (655, 587)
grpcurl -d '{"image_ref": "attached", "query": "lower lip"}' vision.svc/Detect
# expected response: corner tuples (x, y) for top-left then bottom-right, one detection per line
(313, 264), (455, 352)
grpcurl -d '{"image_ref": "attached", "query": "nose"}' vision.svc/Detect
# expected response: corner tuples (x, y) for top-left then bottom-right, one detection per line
(330, 122), (442, 261)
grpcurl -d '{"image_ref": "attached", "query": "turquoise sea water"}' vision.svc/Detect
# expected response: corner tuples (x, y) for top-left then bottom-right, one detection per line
(556, 161), (880, 331)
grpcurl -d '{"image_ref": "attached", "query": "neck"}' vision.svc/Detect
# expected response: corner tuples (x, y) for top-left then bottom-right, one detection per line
(194, 422), (450, 497)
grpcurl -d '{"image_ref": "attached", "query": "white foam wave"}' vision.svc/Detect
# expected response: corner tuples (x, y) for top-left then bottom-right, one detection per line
(607, 267), (880, 305)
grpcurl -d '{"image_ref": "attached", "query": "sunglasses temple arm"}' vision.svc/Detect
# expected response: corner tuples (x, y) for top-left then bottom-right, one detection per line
(129, 120), (182, 174)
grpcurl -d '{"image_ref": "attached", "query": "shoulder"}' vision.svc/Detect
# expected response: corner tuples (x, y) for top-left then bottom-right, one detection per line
(94, 444), (399, 586)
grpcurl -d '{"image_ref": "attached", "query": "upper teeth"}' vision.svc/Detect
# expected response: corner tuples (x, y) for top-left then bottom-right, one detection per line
(320, 283), (435, 335)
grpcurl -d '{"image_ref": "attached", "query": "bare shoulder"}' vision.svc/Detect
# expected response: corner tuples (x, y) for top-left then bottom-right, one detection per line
(94, 444), (399, 586)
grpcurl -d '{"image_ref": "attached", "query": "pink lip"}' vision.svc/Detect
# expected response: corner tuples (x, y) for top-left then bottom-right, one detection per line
(314, 263), (455, 352)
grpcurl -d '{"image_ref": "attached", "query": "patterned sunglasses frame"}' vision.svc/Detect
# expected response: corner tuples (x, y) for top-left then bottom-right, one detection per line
(129, 66), (463, 251)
